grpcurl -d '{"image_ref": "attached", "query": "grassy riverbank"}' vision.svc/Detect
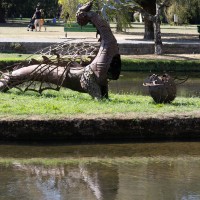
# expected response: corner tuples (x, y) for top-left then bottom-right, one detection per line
(0, 53), (200, 120)
(122, 57), (200, 71)
(0, 88), (199, 120)
(1, 156), (200, 167)
(1, 53), (200, 71)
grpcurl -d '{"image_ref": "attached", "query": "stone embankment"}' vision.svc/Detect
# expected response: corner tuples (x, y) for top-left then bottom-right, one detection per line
(1, 40), (200, 54)
(1, 116), (200, 141)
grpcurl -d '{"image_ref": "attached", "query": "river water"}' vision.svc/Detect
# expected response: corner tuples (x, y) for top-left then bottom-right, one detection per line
(1, 142), (200, 200)
(109, 72), (200, 97)
(1, 72), (200, 199)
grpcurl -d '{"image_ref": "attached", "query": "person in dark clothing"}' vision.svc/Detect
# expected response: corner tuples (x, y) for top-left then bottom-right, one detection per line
(32, 8), (41, 31)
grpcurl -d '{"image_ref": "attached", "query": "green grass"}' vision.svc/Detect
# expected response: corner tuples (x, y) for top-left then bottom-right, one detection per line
(0, 88), (199, 119)
(1, 54), (200, 72)
(0, 54), (200, 119)
(122, 58), (200, 72)
(0, 53), (31, 69)
(0, 53), (30, 60)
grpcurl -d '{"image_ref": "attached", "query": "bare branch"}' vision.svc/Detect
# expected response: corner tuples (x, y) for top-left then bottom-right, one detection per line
(123, 2), (155, 21)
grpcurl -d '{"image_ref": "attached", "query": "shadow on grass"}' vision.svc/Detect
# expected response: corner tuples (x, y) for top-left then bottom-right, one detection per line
(7, 88), (92, 101)
(160, 54), (200, 61)
(8, 89), (58, 98)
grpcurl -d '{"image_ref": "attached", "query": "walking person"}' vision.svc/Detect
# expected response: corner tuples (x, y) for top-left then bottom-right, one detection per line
(40, 9), (46, 31)
(32, 8), (41, 31)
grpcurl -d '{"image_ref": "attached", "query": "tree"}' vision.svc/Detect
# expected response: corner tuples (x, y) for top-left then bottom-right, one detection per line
(0, 1), (6, 23)
(0, 0), (10, 23)
(59, 0), (88, 21)
(0, 0), (60, 22)
(165, 0), (200, 24)
(135, 0), (156, 40)
(86, 0), (131, 33)
(102, 0), (156, 39)
(121, 0), (170, 55)
(106, 0), (157, 39)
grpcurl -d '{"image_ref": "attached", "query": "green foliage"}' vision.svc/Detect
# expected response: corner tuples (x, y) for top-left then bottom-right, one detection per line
(111, 3), (133, 32)
(1, 55), (200, 72)
(0, 0), (7, 22)
(101, 0), (132, 32)
(166, 0), (200, 24)
(60, 0), (132, 32)
(60, 0), (88, 21)
(0, 0), (60, 20)
(122, 58), (200, 72)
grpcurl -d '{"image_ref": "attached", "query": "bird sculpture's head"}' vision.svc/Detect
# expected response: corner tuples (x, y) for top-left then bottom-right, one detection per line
(76, 1), (93, 26)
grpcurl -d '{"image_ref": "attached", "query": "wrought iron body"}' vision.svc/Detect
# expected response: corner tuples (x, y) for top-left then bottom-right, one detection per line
(143, 74), (177, 103)
(0, 1), (121, 99)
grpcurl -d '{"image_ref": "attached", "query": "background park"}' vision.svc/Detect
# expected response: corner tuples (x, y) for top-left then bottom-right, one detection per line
(1, 1), (200, 199)
(0, 0), (200, 120)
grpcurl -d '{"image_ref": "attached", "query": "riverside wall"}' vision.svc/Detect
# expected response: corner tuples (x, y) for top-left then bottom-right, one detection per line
(0, 117), (200, 141)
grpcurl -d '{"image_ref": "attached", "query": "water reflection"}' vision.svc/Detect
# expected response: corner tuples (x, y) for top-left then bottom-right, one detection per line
(1, 163), (118, 200)
(109, 72), (200, 97)
(1, 158), (200, 200)
(1, 142), (200, 200)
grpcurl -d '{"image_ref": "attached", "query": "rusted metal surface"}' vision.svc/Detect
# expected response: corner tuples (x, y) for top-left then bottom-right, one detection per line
(143, 74), (176, 103)
(0, 1), (121, 99)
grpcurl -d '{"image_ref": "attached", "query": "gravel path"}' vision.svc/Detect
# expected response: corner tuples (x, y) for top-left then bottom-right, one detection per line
(1, 22), (200, 60)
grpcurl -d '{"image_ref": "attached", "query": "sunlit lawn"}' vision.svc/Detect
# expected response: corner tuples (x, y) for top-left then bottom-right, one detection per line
(0, 88), (199, 119)
(0, 53), (200, 119)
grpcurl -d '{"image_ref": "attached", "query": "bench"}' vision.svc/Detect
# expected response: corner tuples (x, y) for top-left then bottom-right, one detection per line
(197, 25), (200, 39)
(64, 22), (97, 37)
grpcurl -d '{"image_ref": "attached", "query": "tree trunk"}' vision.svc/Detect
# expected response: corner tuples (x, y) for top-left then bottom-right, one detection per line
(154, 5), (162, 55)
(154, 23), (162, 55)
(0, 4), (6, 23)
(144, 17), (154, 40)
(141, 0), (156, 40)
(116, 15), (123, 32)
